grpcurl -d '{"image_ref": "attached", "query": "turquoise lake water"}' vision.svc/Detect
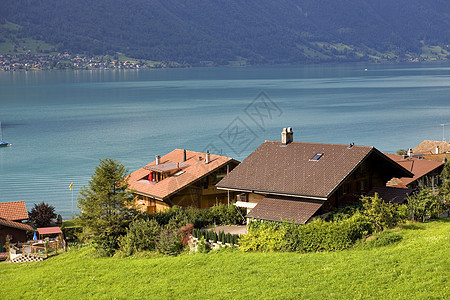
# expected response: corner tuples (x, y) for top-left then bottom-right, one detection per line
(0, 63), (449, 218)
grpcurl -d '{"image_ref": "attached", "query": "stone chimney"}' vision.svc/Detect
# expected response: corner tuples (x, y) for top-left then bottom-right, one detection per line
(281, 127), (293, 145)
(205, 151), (210, 164)
(183, 149), (187, 162)
(435, 146), (440, 155)
(155, 155), (161, 165)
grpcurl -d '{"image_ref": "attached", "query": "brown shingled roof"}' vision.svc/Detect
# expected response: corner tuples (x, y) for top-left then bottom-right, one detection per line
(0, 217), (34, 232)
(385, 153), (443, 187)
(127, 149), (237, 200)
(246, 195), (323, 224)
(0, 201), (28, 221)
(368, 186), (413, 204)
(217, 141), (412, 199)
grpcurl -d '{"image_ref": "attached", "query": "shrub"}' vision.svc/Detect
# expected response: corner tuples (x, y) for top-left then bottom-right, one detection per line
(239, 221), (288, 252)
(118, 219), (161, 256)
(361, 193), (407, 231)
(155, 229), (184, 256)
(240, 213), (373, 253)
(197, 236), (211, 253)
(408, 188), (446, 221)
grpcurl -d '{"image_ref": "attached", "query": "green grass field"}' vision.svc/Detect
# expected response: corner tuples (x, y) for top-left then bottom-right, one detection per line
(1, 218), (449, 299)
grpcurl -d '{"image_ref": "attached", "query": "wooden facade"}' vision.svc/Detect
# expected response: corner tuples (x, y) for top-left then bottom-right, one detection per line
(132, 161), (239, 214)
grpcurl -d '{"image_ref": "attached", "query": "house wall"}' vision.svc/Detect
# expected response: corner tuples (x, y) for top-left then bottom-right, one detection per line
(133, 162), (239, 214)
(0, 226), (28, 244)
(324, 157), (393, 212)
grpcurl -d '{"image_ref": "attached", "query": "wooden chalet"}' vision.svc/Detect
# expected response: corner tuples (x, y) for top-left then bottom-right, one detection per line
(216, 128), (413, 224)
(127, 149), (239, 214)
(0, 201), (33, 244)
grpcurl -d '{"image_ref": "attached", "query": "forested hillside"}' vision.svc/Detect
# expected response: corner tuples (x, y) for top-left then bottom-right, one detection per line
(1, 0), (449, 65)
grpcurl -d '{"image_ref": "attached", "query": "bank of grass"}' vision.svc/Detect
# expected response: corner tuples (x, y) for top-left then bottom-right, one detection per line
(1, 218), (449, 299)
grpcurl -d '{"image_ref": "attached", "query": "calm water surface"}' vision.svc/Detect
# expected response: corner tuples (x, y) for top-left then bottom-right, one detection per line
(0, 63), (449, 218)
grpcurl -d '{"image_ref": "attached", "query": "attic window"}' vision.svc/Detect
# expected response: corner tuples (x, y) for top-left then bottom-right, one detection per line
(310, 153), (324, 161)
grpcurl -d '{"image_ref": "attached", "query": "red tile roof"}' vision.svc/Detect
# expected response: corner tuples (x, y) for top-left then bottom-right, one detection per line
(385, 154), (444, 187)
(217, 141), (412, 199)
(246, 195), (323, 224)
(37, 227), (62, 235)
(0, 217), (34, 232)
(127, 149), (237, 200)
(413, 140), (450, 155)
(0, 201), (28, 221)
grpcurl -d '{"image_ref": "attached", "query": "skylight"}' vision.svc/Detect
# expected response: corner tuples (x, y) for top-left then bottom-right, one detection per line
(310, 153), (324, 161)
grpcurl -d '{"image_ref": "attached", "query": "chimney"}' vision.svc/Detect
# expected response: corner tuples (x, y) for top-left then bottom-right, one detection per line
(435, 146), (439, 155)
(281, 127), (294, 145)
(155, 155), (161, 165)
(183, 149), (187, 162)
(407, 148), (413, 158)
(205, 151), (210, 164)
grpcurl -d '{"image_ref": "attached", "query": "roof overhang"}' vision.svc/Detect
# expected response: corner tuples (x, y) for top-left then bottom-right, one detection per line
(246, 195), (324, 224)
(216, 186), (328, 201)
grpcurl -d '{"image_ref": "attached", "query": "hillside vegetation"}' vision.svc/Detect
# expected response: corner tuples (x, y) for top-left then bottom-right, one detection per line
(1, 0), (449, 65)
(1, 218), (448, 299)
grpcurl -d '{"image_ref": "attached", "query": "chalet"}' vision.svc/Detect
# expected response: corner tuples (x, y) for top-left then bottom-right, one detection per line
(385, 153), (444, 189)
(127, 149), (239, 214)
(0, 201), (33, 244)
(216, 128), (413, 224)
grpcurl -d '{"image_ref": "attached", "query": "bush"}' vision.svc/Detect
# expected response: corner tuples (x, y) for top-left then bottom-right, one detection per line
(155, 229), (184, 256)
(240, 213), (373, 253)
(361, 193), (407, 231)
(118, 219), (161, 256)
(408, 188), (446, 221)
(239, 221), (288, 252)
(197, 236), (211, 253)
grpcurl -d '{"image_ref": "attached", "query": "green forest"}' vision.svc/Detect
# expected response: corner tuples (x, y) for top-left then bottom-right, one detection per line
(1, 0), (449, 65)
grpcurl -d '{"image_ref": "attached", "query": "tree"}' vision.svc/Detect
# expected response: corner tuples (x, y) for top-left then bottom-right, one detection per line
(78, 158), (135, 256)
(407, 188), (445, 221)
(361, 193), (406, 231)
(28, 202), (57, 227)
(440, 160), (450, 182)
(396, 149), (407, 156)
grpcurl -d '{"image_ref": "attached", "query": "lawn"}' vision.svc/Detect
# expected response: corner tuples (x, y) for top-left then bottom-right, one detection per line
(1, 218), (449, 299)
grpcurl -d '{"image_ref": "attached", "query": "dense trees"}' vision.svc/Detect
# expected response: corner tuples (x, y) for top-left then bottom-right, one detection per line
(2, 0), (449, 64)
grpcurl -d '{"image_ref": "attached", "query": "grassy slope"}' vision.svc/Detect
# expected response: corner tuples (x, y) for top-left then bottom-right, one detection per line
(1, 219), (449, 299)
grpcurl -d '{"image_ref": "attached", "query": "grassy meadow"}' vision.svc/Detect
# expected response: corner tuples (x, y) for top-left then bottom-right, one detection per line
(1, 218), (449, 299)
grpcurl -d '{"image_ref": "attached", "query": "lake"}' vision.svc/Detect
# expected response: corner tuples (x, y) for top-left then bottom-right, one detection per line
(0, 63), (449, 219)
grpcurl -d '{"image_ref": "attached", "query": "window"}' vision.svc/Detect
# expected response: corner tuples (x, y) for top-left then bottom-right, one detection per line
(310, 153), (324, 161)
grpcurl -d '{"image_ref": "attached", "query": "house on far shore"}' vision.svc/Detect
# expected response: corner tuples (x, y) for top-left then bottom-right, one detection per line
(0, 201), (34, 244)
(216, 128), (413, 224)
(413, 140), (450, 155)
(127, 149), (239, 214)
(385, 153), (444, 190)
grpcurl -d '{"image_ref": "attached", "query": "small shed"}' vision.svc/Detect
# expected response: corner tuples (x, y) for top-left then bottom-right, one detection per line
(37, 227), (63, 240)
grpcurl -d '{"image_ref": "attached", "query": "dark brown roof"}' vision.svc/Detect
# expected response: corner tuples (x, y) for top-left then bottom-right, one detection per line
(246, 195), (323, 224)
(368, 186), (413, 204)
(217, 141), (412, 199)
(0, 217), (34, 232)
(0, 201), (28, 221)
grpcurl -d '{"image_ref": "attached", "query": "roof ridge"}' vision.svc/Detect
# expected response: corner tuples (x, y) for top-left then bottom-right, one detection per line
(264, 140), (374, 148)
